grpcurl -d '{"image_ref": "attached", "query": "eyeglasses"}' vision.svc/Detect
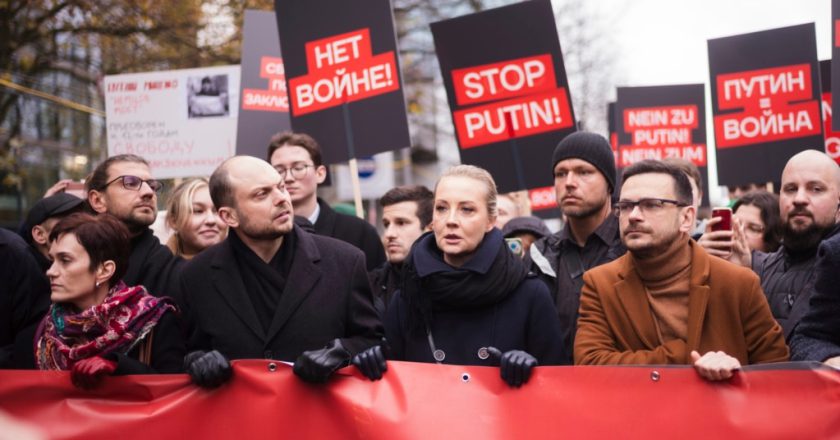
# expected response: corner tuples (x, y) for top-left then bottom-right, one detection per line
(613, 198), (688, 217)
(102, 175), (164, 192)
(274, 164), (314, 180)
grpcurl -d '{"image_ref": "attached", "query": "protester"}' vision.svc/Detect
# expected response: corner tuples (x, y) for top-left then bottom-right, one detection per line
(698, 150), (840, 340)
(178, 156), (382, 388)
(0, 228), (50, 369)
(790, 232), (840, 367)
(34, 213), (184, 389)
(165, 178), (227, 259)
(86, 154), (183, 298)
(502, 216), (552, 256)
(353, 165), (563, 387)
(575, 160), (788, 380)
(525, 131), (626, 365)
(369, 185), (433, 315)
(21, 192), (85, 271)
(495, 193), (521, 229)
(267, 131), (385, 270)
(732, 190), (782, 253)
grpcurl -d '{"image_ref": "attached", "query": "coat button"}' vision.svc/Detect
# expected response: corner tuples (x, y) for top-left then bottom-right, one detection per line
(477, 347), (490, 360)
(264, 350), (273, 359)
(433, 349), (446, 362)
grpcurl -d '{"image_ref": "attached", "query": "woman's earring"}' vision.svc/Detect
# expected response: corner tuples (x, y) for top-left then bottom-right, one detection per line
(95, 281), (101, 288)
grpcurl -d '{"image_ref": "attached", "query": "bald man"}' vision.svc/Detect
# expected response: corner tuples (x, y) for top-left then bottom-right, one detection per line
(179, 156), (382, 387)
(700, 150), (840, 339)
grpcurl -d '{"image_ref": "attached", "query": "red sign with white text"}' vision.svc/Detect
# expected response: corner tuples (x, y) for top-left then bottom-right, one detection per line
(242, 56), (289, 112)
(714, 64), (821, 148)
(619, 104), (706, 167)
(529, 185), (557, 211)
(288, 28), (400, 116)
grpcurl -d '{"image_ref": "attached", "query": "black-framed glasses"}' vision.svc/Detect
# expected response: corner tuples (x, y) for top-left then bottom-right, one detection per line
(613, 198), (688, 217)
(102, 175), (164, 192)
(274, 163), (314, 180)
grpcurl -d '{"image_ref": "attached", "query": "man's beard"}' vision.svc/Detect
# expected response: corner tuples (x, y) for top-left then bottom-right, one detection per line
(238, 216), (290, 241)
(783, 220), (834, 254)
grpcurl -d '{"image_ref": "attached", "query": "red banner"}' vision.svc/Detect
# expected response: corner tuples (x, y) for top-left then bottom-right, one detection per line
(1, 361), (839, 439)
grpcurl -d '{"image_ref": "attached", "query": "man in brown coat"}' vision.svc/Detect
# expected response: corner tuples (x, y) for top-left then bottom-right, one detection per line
(575, 160), (788, 381)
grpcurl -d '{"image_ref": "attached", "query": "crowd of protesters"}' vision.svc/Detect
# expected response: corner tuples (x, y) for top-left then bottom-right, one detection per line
(3, 128), (840, 391)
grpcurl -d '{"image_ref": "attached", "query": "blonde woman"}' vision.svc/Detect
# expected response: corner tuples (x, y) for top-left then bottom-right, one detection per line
(353, 165), (563, 387)
(165, 178), (227, 259)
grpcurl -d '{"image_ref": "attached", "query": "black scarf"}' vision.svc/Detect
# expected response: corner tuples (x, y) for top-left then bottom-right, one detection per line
(401, 229), (528, 332)
(229, 229), (296, 332)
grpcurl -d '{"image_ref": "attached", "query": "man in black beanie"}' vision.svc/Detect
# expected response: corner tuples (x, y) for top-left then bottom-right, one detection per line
(525, 131), (626, 364)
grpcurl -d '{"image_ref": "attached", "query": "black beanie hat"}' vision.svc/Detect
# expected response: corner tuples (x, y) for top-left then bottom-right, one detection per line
(551, 131), (616, 192)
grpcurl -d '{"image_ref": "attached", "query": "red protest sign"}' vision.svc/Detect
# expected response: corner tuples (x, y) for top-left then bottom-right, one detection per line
(288, 28), (399, 116)
(242, 56), (289, 112)
(713, 64), (820, 149)
(620, 104), (706, 167)
(453, 87), (572, 149)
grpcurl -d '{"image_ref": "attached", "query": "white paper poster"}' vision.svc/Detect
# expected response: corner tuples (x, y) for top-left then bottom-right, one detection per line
(104, 65), (240, 178)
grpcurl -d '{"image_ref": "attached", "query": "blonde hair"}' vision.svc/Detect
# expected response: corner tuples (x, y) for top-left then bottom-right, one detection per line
(435, 164), (498, 217)
(165, 178), (210, 258)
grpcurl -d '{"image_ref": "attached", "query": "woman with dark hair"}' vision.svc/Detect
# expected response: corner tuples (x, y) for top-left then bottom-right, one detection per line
(353, 165), (563, 387)
(34, 213), (184, 389)
(733, 190), (783, 253)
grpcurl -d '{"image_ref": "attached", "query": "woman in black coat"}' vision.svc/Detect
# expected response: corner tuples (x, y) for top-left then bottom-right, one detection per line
(34, 213), (184, 389)
(354, 165), (563, 387)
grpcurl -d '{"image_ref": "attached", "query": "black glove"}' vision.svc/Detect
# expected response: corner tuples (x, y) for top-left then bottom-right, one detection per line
(184, 350), (232, 389)
(487, 347), (538, 388)
(352, 345), (387, 381)
(293, 338), (351, 383)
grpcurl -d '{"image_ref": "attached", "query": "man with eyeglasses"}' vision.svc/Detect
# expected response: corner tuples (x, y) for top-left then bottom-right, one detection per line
(699, 150), (840, 341)
(86, 154), (183, 299)
(575, 160), (787, 380)
(525, 131), (626, 364)
(267, 131), (385, 271)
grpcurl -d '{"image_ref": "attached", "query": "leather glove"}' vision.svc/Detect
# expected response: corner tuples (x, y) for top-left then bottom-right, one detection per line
(184, 350), (232, 389)
(487, 347), (538, 388)
(294, 338), (351, 383)
(352, 345), (387, 381)
(71, 356), (117, 389)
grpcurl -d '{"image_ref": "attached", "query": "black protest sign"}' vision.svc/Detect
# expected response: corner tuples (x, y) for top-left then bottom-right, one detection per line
(833, 0), (840, 130)
(708, 24), (822, 186)
(236, 9), (291, 159)
(616, 84), (709, 206)
(821, 60), (840, 163)
(274, 0), (410, 165)
(431, 0), (576, 193)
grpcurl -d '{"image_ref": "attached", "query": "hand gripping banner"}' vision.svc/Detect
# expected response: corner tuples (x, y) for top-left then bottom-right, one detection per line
(1, 361), (839, 439)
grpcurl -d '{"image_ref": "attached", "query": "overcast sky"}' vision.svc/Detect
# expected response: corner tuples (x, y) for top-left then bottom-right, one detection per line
(567, 0), (831, 200)
(587, 0), (831, 87)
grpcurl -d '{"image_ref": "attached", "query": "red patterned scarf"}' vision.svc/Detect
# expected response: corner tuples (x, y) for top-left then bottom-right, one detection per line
(34, 281), (176, 370)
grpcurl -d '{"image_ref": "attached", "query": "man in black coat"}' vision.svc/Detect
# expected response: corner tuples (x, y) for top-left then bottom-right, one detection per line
(368, 185), (433, 316)
(790, 232), (840, 366)
(267, 131), (385, 270)
(179, 156), (383, 387)
(0, 228), (50, 369)
(86, 154), (183, 298)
